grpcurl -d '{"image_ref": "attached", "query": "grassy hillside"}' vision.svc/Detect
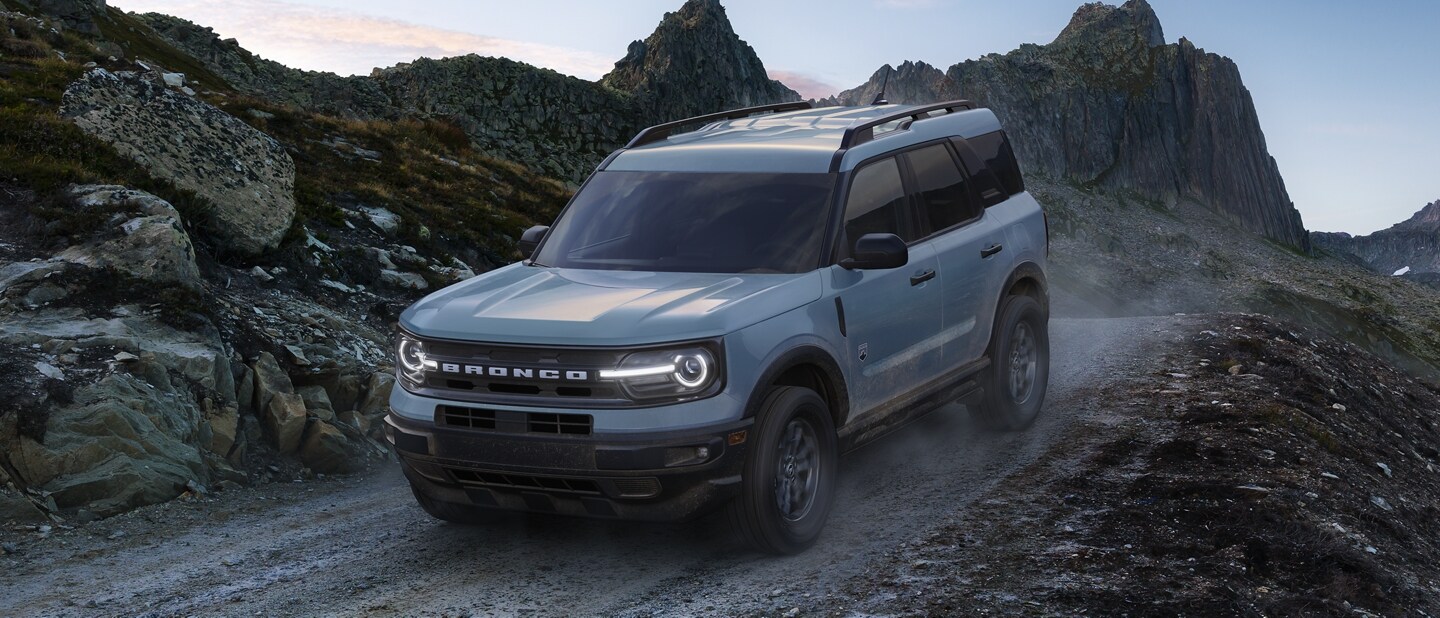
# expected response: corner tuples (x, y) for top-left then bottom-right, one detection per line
(0, 8), (569, 270)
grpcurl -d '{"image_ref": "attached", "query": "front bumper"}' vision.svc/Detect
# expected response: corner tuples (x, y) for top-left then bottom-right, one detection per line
(385, 412), (752, 522)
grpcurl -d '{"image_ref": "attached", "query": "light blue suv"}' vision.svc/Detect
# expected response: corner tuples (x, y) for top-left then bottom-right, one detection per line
(385, 100), (1050, 554)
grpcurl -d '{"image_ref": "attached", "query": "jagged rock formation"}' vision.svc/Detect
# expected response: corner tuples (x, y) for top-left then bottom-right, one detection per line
(824, 61), (959, 108)
(1312, 200), (1440, 274)
(831, 0), (1310, 251)
(133, 0), (798, 181)
(600, 0), (799, 122)
(60, 69), (296, 256)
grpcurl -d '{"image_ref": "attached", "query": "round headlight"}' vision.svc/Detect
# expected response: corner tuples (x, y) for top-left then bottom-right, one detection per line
(398, 337), (427, 373)
(672, 352), (711, 388)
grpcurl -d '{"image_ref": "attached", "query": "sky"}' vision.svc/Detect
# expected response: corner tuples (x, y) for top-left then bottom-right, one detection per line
(111, 0), (1440, 235)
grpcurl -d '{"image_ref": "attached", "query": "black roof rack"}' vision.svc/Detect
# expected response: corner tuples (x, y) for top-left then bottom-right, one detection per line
(836, 100), (978, 151)
(827, 100), (978, 172)
(624, 101), (815, 149)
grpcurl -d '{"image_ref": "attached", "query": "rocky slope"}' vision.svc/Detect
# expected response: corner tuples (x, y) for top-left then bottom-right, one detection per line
(135, 0), (798, 181)
(831, 0), (1310, 251)
(1312, 199), (1440, 276)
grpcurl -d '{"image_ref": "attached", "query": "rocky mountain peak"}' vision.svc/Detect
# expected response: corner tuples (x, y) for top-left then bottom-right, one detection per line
(826, 60), (960, 106)
(1054, 0), (1165, 48)
(600, 0), (798, 123)
(1400, 199), (1440, 229)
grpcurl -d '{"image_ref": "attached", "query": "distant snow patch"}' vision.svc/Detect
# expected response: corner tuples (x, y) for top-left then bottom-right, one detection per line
(1393, 266), (1411, 276)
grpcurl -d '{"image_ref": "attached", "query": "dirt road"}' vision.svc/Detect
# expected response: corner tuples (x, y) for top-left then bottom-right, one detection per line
(0, 316), (1191, 617)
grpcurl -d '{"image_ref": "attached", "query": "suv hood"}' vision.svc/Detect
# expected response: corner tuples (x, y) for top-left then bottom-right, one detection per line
(400, 263), (822, 345)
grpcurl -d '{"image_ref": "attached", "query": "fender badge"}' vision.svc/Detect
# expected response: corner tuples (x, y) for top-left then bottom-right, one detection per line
(858, 342), (868, 362)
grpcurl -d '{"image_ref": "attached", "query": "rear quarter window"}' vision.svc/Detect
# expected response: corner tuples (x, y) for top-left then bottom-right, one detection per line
(966, 131), (1026, 196)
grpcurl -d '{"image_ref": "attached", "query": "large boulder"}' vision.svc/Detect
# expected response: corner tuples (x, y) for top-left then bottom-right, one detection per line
(250, 351), (292, 414)
(60, 69), (297, 256)
(357, 371), (394, 420)
(264, 392), (306, 453)
(56, 185), (202, 289)
(7, 373), (208, 516)
(298, 421), (362, 474)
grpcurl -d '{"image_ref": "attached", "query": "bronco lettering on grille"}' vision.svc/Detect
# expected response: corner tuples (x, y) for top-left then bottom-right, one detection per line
(435, 362), (590, 381)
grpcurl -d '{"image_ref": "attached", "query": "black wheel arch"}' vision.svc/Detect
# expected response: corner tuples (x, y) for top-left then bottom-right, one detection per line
(743, 345), (850, 430)
(997, 261), (1049, 318)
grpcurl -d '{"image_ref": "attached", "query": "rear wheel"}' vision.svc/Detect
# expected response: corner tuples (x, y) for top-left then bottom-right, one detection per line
(728, 386), (837, 555)
(976, 294), (1049, 431)
(410, 483), (504, 525)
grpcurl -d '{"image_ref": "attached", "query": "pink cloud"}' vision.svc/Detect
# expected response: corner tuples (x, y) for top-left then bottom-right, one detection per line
(768, 69), (841, 100)
(112, 0), (615, 79)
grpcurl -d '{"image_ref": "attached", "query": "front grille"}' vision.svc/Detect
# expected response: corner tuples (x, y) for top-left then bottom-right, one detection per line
(439, 406), (593, 436)
(448, 469), (602, 495)
(612, 478), (663, 498)
(413, 340), (629, 405)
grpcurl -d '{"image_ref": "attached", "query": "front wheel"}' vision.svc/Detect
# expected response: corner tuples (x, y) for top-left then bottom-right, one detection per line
(728, 386), (838, 555)
(976, 294), (1050, 431)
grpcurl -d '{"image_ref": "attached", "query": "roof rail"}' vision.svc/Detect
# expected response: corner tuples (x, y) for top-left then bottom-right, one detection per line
(624, 101), (815, 149)
(837, 100), (977, 151)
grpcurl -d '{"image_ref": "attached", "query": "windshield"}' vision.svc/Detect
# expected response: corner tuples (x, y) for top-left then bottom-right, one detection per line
(532, 171), (836, 274)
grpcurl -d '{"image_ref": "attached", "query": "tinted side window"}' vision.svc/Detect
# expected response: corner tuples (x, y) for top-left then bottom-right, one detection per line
(907, 144), (979, 232)
(844, 157), (912, 244)
(968, 130), (1025, 195)
(951, 138), (1007, 207)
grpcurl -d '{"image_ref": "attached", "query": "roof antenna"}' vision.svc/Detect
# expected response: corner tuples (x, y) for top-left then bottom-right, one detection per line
(870, 66), (891, 105)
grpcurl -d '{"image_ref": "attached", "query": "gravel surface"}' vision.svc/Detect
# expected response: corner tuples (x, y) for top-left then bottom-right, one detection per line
(0, 316), (1188, 617)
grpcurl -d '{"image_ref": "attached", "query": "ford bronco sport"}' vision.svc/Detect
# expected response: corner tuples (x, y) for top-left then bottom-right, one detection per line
(386, 100), (1050, 554)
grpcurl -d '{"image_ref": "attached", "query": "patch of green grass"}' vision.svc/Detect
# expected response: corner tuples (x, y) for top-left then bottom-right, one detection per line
(223, 96), (571, 264)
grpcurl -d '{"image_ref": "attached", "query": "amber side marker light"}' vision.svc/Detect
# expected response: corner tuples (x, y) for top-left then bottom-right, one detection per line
(728, 430), (747, 446)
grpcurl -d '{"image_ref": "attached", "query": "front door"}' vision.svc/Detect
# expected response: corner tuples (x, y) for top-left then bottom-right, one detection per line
(829, 156), (944, 418)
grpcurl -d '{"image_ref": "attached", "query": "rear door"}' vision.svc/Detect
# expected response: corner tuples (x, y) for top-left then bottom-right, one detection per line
(902, 141), (1009, 369)
(829, 155), (944, 417)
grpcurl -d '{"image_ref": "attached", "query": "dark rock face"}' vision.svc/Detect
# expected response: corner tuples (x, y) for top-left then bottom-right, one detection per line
(1312, 200), (1440, 274)
(831, 0), (1310, 251)
(600, 0), (799, 122)
(7, 0), (103, 34)
(822, 61), (959, 107)
(135, 0), (797, 181)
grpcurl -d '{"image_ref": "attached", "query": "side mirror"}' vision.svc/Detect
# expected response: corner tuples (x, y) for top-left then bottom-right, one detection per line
(840, 233), (908, 270)
(518, 225), (549, 258)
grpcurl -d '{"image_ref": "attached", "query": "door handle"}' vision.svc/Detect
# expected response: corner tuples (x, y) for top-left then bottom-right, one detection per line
(980, 243), (1004, 258)
(910, 268), (936, 286)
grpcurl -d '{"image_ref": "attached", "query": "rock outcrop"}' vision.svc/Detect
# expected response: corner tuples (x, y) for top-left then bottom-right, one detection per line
(825, 61), (960, 108)
(6, 0), (103, 34)
(56, 185), (202, 289)
(371, 56), (636, 181)
(1312, 200), (1440, 275)
(831, 0), (1310, 251)
(60, 69), (296, 256)
(600, 0), (799, 123)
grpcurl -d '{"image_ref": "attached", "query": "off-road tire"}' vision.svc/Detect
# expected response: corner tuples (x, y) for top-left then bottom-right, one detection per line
(976, 294), (1049, 431)
(410, 483), (504, 525)
(728, 386), (838, 555)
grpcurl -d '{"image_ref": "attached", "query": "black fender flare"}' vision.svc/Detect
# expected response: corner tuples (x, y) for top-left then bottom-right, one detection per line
(742, 345), (850, 428)
(997, 261), (1049, 317)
